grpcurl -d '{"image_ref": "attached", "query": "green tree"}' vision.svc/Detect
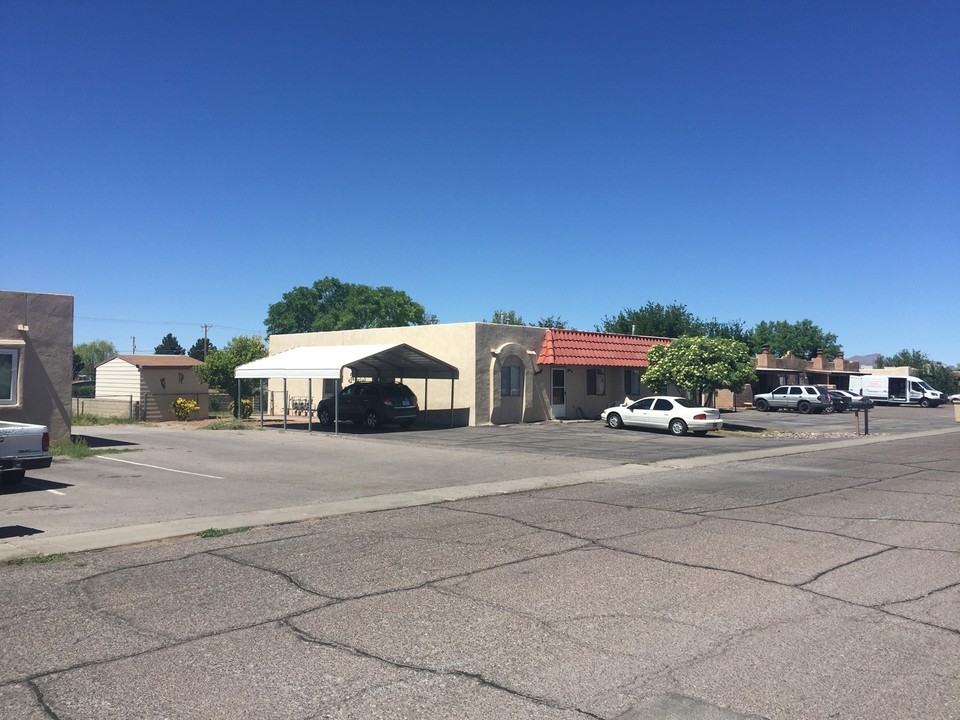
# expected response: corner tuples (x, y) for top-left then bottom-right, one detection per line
(188, 337), (217, 361)
(747, 319), (841, 360)
(536, 315), (568, 329)
(488, 309), (525, 325)
(154, 333), (186, 355)
(598, 302), (702, 338)
(642, 336), (757, 405)
(194, 335), (268, 416)
(265, 277), (436, 334)
(73, 352), (85, 378)
(74, 340), (118, 379)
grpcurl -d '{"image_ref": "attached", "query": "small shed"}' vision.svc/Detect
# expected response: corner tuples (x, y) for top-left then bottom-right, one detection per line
(95, 355), (209, 421)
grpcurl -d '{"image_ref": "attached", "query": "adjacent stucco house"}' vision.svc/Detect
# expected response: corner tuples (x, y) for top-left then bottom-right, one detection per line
(0, 290), (74, 442)
(95, 355), (209, 421)
(267, 323), (669, 426)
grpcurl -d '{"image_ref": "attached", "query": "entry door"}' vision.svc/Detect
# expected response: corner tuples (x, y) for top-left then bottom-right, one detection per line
(551, 368), (566, 419)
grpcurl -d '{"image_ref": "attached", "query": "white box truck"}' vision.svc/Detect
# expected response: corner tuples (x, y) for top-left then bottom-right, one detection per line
(849, 375), (945, 407)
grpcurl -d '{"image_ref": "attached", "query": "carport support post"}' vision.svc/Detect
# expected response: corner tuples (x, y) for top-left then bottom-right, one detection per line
(450, 380), (455, 427)
(236, 379), (241, 420)
(307, 379), (313, 432)
(424, 380), (429, 427)
(259, 379), (264, 428)
(283, 378), (288, 430)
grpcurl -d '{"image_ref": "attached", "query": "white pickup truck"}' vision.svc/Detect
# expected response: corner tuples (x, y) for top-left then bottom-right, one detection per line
(0, 421), (52, 484)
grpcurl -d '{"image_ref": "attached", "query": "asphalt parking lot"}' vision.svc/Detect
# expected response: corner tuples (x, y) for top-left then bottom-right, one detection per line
(1, 404), (956, 560)
(1, 410), (958, 719)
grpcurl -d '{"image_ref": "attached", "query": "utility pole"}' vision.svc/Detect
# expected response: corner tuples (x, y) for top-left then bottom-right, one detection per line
(201, 324), (212, 360)
(131, 336), (136, 354)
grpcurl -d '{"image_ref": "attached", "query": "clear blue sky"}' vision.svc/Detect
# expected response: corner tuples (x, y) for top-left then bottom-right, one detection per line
(3, 1), (958, 362)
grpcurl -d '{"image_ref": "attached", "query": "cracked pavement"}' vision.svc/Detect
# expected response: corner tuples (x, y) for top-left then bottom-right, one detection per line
(2, 430), (959, 719)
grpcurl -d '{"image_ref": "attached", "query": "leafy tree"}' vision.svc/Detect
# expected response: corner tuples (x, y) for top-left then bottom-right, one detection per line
(488, 309), (525, 325)
(188, 337), (217, 361)
(642, 337), (757, 405)
(265, 276), (436, 334)
(747, 319), (841, 360)
(536, 315), (568, 329)
(598, 302), (702, 338)
(194, 335), (268, 416)
(73, 352), (84, 378)
(154, 333), (186, 355)
(74, 340), (118, 379)
(877, 349), (959, 394)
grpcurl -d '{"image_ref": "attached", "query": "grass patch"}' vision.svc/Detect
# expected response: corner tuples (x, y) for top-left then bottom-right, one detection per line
(10, 553), (68, 566)
(197, 526), (251, 538)
(50, 437), (135, 458)
(203, 418), (251, 430)
(72, 413), (140, 425)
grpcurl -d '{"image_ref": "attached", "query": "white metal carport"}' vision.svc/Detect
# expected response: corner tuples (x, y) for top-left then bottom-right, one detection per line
(233, 344), (460, 433)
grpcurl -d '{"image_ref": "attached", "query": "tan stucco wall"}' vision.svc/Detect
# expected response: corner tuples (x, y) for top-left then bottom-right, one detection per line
(0, 290), (74, 442)
(139, 366), (210, 421)
(268, 323), (552, 426)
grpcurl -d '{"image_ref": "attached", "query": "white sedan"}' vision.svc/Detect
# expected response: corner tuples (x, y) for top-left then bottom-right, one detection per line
(949, 394), (960, 404)
(600, 396), (723, 436)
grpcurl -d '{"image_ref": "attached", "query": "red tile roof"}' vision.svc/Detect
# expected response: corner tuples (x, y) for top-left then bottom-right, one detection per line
(537, 330), (670, 368)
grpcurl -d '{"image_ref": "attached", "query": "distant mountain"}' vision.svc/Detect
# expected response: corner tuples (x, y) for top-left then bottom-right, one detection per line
(848, 353), (879, 365)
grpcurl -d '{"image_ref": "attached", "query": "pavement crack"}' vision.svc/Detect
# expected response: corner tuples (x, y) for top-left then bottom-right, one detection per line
(25, 679), (63, 720)
(209, 550), (342, 601)
(796, 546), (895, 587)
(280, 619), (604, 719)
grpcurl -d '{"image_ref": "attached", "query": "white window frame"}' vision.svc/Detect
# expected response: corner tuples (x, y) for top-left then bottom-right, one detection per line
(0, 347), (20, 406)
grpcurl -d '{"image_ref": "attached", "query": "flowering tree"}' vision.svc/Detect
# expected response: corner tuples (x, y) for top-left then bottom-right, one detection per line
(642, 336), (757, 405)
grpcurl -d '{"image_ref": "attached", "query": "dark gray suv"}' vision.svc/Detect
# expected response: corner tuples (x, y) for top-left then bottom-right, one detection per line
(753, 385), (831, 414)
(316, 381), (419, 429)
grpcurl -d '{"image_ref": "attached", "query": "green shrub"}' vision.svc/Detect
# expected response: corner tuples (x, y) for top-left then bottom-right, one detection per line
(230, 399), (253, 419)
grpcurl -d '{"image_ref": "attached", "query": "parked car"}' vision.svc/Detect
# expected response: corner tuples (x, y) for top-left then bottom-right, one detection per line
(600, 396), (723, 436)
(316, 381), (419, 429)
(949, 394), (960, 404)
(752, 385), (831, 414)
(825, 390), (852, 414)
(833, 389), (875, 410)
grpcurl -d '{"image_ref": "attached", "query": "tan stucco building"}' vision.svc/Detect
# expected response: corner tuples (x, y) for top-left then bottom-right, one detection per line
(268, 323), (668, 426)
(0, 290), (74, 442)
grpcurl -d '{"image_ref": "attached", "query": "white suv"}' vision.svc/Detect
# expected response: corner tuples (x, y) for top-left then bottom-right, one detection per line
(753, 385), (831, 414)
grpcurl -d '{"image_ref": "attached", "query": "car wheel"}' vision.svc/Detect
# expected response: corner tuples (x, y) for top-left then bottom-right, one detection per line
(823, 404), (834, 414)
(364, 410), (381, 429)
(798, 400), (812, 414)
(318, 407), (333, 426)
(606, 413), (623, 429)
(920, 398), (930, 408)
(754, 398), (769, 412)
(669, 418), (688, 436)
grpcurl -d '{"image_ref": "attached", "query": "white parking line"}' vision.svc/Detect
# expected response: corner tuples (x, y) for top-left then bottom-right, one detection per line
(96, 456), (225, 479)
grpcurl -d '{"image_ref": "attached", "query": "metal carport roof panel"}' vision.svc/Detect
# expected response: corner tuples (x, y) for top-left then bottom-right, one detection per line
(234, 344), (459, 380)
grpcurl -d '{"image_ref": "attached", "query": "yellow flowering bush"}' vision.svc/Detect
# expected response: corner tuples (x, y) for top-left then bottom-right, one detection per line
(171, 397), (200, 421)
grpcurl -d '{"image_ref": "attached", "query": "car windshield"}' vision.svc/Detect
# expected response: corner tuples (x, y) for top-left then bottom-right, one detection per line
(673, 398), (700, 408)
(917, 380), (935, 392)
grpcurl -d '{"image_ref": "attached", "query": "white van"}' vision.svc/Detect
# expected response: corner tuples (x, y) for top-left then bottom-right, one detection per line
(849, 375), (944, 407)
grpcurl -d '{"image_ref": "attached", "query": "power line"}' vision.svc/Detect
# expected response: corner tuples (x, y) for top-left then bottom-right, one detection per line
(75, 316), (258, 333)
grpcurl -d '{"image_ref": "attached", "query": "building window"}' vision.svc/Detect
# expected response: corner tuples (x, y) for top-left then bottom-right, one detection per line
(0, 348), (19, 405)
(501, 365), (521, 397)
(624, 369), (642, 396)
(586, 368), (605, 396)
